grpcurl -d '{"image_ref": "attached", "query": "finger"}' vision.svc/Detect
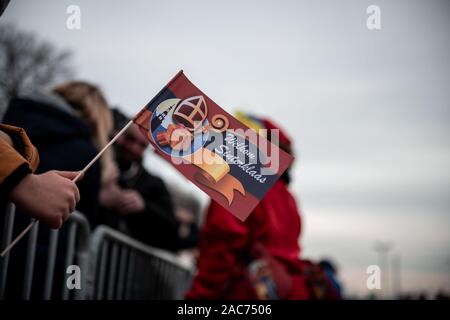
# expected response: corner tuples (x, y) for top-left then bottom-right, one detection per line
(67, 193), (76, 213)
(63, 208), (71, 222)
(73, 171), (84, 182)
(69, 202), (75, 214)
(119, 206), (133, 215)
(118, 202), (133, 213)
(55, 218), (63, 229)
(54, 170), (79, 180)
(122, 203), (138, 214)
(116, 197), (130, 208)
(119, 195), (135, 206)
(123, 197), (136, 206)
(50, 217), (62, 230)
(122, 199), (137, 209)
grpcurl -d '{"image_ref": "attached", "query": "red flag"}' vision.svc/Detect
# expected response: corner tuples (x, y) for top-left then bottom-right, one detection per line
(134, 71), (293, 221)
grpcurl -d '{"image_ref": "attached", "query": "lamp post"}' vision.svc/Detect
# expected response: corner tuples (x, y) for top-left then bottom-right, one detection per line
(374, 241), (393, 299)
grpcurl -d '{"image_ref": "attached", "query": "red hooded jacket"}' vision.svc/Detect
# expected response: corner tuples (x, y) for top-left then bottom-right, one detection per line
(185, 179), (311, 300)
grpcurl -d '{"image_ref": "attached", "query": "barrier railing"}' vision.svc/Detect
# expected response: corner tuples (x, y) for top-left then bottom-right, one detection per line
(0, 205), (91, 300)
(0, 205), (193, 300)
(86, 226), (193, 300)
(0, 202), (15, 299)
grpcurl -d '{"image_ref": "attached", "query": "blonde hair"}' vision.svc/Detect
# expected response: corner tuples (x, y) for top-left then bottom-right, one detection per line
(53, 81), (118, 184)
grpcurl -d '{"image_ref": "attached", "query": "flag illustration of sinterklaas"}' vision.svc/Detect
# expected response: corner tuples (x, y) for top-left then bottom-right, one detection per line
(133, 70), (293, 221)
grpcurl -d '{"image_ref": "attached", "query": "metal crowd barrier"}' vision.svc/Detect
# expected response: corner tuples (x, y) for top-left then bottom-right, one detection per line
(0, 204), (91, 300)
(86, 226), (193, 300)
(0, 204), (194, 300)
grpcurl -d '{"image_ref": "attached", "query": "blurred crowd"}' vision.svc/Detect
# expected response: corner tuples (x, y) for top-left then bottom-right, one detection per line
(0, 80), (344, 300)
(0, 0), (344, 301)
(0, 83), (203, 297)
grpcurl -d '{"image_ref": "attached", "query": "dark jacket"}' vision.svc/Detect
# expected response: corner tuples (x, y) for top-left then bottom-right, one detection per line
(99, 155), (179, 251)
(1, 92), (101, 299)
(3, 92), (101, 224)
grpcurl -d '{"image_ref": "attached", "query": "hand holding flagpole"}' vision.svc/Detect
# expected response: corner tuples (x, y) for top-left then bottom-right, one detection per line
(0, 120), (134, 258)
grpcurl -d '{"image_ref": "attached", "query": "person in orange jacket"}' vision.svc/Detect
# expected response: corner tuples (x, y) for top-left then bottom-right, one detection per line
(0, 0), (80, 229)
(0, 124), (80, 229)
(186, 113), (315, 300)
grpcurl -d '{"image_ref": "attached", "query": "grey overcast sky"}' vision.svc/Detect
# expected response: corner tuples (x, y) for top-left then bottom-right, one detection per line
(2, 0), (449, 296)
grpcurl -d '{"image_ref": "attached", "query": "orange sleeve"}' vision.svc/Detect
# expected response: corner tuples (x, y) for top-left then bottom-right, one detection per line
(0, 124), (40, 197)
(0, 134), (29, 185)
(0, 124), (39, 175)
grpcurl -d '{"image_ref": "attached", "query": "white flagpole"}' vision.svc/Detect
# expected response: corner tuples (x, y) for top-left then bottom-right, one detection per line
(0, 120), (134, 257)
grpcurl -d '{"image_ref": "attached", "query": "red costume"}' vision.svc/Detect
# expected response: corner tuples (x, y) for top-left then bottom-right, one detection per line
(186, 179), (311, 299)
(186, 116), (312, 299)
